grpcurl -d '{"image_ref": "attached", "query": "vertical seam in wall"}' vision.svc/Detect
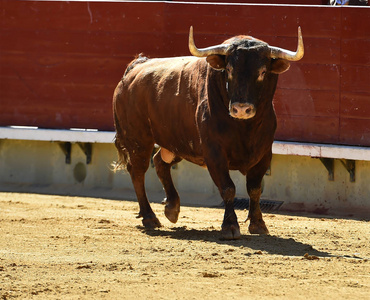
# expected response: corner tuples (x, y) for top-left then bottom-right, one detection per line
(339, 6), (343, 144)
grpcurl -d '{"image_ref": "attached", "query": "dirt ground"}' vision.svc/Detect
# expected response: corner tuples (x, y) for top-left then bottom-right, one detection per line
(0, 192), (369, 299)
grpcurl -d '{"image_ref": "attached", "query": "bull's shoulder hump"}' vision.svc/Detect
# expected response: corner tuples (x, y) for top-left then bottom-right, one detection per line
(130, 56), (199, 78)
(146, 56), (198, 68)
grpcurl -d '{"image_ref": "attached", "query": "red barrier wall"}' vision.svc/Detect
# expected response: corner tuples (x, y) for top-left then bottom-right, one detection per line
(1, 1), (369, 146)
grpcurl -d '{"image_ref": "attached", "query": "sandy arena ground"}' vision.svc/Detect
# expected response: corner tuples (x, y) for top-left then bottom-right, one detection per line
(0, 192), (369, 299)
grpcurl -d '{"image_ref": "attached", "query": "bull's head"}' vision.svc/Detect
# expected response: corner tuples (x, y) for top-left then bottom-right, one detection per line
(189, 26), (304, 120)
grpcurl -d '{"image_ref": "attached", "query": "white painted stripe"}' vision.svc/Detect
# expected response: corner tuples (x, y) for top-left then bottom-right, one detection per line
(272, 141), (370, 161)
(1, 127), (369, 161)
(0, 127), (115, 143)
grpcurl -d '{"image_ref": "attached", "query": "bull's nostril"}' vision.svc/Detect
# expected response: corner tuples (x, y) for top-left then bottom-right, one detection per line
(232, 107), (238, 115)
(245, 107), (252, 114)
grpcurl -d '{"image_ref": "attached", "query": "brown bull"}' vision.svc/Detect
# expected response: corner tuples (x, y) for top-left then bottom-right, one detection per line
(113, 27), (304, 239)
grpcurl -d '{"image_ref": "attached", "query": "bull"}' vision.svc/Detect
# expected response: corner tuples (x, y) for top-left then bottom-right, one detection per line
(113, 26), (304, 239)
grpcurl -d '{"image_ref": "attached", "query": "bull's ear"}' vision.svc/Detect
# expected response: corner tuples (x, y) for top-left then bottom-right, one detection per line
(206, 55), (226, 70)
(271, 59), (290, 74)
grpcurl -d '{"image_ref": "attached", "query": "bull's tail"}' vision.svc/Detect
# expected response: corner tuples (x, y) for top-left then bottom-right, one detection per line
(112, 110), (130, 172)
(113, 54), (149, 172)
(112, 136), (130, 172)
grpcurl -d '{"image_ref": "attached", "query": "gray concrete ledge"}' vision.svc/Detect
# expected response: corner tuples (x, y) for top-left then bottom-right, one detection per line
(1, 126), (369, 161)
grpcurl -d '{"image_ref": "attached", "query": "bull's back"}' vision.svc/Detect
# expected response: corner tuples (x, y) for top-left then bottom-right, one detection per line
(115, 56), (206, 161)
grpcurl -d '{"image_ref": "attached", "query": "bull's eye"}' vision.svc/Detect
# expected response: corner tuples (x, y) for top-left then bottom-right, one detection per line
(257, 66), (267, 82)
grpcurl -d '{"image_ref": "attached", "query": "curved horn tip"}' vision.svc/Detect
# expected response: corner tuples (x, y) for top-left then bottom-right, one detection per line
(189, 26), (194, 38)
(188, 26), (231, 57)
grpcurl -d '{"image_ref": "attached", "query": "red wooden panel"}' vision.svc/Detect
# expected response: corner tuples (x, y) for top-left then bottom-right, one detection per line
(341, 39), (370, 66)
(341, 6), (370, 40)
(278, 63), (340, 91)
(0, 77), (115, 105)
(274, 89), (339, 117)
(0, 1), (369, 147)
(1, 1), (165, 33)
(339, 118), (370, 146)
(341, 93), (370, 119)
(164, 3), (341, 39)
(0, 53), (132, 85)
(0, 27), (166, 58)
(341, 65), (370, 94)
(275, 115), (339, 143)
(0, 105), (114, 130)
(0, 78), (115, 130)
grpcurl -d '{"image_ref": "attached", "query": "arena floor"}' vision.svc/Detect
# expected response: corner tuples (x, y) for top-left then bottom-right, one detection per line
(0, 192), (369, 299)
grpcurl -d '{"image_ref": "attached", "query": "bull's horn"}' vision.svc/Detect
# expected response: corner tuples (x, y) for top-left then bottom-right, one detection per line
(269, 27), (304, 61)
(189, 26), (230, 57)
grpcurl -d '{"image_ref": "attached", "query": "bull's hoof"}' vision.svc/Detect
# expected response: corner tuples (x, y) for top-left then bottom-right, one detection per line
(221, 224), (241, 240)
(162, 198), (180, 224)
(142, 215), (162, 229)
(165, 205), (180, 223)
(164, 204), (180, 223)
(249, 220), (269, 235)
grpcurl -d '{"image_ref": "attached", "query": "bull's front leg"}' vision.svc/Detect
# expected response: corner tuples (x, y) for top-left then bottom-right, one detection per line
(220, 181), (240, 240)
(246, 186), (268, 234)
(246, 154), (271, 235)
(205, 149), (240, 240)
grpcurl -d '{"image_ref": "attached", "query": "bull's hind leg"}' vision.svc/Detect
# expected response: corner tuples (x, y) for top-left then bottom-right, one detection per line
(153, 149), (182, 223)
(127, 144), (161, 228)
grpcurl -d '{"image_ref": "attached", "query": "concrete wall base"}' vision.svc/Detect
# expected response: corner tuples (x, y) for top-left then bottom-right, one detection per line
(1, 139), (369, 218)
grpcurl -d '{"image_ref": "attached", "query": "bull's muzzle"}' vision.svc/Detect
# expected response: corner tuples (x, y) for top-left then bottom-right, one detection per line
(229, 102), (256, 120)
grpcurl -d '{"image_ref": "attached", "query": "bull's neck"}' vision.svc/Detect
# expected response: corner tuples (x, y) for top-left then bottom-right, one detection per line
(205, 67), (230, 114)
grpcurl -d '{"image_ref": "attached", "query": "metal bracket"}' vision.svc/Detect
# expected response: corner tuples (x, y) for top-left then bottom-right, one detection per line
(58, 142), (72, 164)
(319, 158), (334, 181)
(77, 143), (92, 164)
(340, 159), (355, 182)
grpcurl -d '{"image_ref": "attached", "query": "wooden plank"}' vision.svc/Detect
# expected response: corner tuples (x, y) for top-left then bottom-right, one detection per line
(164, 3), (341, 39)
(0, 53), (130, 85)
(0, 30), (166, 57)
(1, 1), (165, 33)
(341, 93), (370, 119)
(341, 39), (370, 67)
(341, 65), (370, 94)
(0, 78), (116, 106)
(0, 77), (115, 131)
(341, 6), (370, 40)
(338, 7), (370, 146)
(274, 89), (339, 117)
(277, 63), (340, 91)
(339, 118), (370, 146)
(275, 115), (339, 144)
(0, 106), (114, 131)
